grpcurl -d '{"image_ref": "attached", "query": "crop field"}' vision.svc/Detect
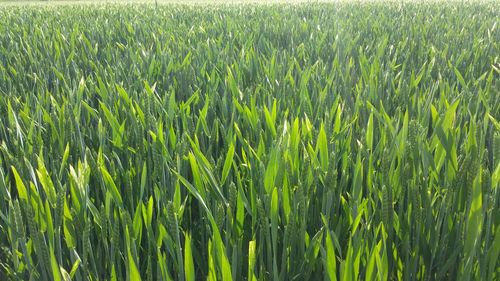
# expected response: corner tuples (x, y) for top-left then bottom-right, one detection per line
(0, 2), (499, 281)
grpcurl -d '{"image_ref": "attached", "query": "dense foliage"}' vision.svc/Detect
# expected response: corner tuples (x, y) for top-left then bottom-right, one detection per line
(0, 2), (499, 280)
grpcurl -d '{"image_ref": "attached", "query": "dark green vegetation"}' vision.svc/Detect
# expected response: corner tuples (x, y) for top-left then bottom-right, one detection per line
(0, 2), (499, 280)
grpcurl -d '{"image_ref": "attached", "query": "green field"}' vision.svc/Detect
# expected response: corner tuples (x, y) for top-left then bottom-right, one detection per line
(0, 2), (499, 281)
